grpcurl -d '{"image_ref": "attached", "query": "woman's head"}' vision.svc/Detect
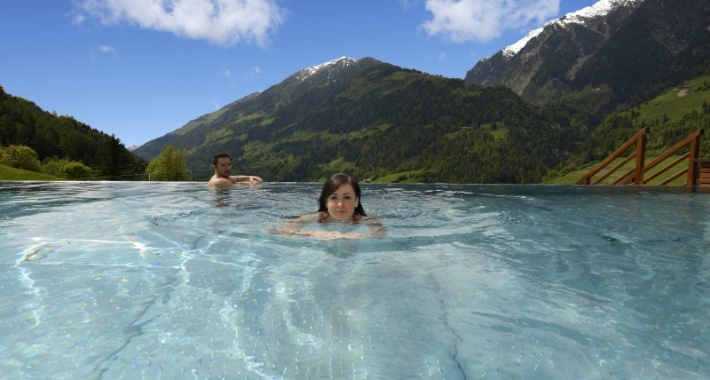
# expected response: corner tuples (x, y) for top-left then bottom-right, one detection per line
(318, 173), (366, 219)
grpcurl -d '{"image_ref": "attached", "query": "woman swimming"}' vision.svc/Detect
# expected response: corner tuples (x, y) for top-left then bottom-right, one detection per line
(277, 173), (386, 239)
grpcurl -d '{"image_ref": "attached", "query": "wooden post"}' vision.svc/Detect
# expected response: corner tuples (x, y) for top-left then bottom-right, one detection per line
(696, 158), (710, 188)
(687, 130), (703, 186)
(634, 131), (647, 185)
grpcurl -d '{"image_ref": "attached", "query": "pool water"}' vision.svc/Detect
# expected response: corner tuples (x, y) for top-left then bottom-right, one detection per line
(1, 181), (709, 379)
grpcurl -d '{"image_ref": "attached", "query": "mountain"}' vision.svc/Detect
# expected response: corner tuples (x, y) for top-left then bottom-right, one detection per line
(6, 0), (710, 184)
(134, 57), (589, 183)
(126, 0), (710, 184)
(135, 57), (381, 161)
(465, 0), (710, 117)
(467, 0), (643, 99)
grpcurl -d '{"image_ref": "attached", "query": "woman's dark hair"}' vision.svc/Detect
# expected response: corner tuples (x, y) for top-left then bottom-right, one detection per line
(317, 173), (366, 216)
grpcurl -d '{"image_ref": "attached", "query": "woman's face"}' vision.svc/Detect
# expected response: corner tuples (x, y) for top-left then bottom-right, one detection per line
(326, 183), (359, 222)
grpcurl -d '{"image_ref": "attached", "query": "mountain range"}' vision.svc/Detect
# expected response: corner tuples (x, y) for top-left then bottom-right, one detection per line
(3, 0), (708, 183)
(134, 55), (605, 183)
(131, 0), (709, 183)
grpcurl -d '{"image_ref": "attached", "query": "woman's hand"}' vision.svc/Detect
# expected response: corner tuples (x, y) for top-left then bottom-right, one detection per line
(306, 230), (367, 240)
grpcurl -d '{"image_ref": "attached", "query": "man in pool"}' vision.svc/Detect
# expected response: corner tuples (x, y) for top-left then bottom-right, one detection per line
(208, 153), (263, 190)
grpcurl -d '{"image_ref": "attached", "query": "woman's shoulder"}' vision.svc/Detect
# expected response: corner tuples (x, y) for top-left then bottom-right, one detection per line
(355, 214), (378, 222)
(293, 212), (323, 222)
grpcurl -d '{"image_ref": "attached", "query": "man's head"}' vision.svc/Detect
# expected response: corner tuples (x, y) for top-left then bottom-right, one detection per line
(212, 153), (231, 166)
(211, 153), (232, 178)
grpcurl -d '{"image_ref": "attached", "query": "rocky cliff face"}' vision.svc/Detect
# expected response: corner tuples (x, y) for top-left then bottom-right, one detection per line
(464, 0), (644, 105)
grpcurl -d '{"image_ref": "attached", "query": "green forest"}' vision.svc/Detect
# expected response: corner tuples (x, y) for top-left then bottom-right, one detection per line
(2, 71), (710, 183)
(134, 63), (710, 184)
(0, 84), (146, 180)
(134, 65), (597, 183)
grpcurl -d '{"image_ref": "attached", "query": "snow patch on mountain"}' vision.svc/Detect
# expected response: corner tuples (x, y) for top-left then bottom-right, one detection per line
(296, 57), (356, 81)
(502, 0), (644, 58)
(502, 26), (546, 58)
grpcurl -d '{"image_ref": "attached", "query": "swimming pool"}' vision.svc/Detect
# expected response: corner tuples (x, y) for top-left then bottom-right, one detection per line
(1, 181), (709, 379)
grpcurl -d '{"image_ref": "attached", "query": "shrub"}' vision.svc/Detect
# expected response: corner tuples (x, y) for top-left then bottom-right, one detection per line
(0, 145), (40, 172)
(41, 157), (70, 176)
(62, 161), (94, 180)
(41, 156), (95, 180)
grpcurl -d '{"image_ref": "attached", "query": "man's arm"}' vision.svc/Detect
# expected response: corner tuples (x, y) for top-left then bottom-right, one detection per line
(231, 175), (263, 184)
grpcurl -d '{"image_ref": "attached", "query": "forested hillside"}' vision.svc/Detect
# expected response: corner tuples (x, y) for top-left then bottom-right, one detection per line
(3, 57), (709, 184)
(546, 75), (710, 179)
(136, 62), (593, 183)
(0, 85), (146, 179)
(4, 62), (709, 184)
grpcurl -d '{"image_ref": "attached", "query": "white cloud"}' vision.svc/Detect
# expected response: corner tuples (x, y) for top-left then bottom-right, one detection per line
(224, 68), (232, 77)
(100, 44), (116, 53)
(71, 12), (85, 25)
(242, 65), (260, 81)
(421, 0), (559, 42)
(72, 0), (287, 47)
(397, 0), (416, 9)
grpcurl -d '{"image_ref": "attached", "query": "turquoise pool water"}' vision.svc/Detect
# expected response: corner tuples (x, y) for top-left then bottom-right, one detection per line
(1, 181), (709, 379)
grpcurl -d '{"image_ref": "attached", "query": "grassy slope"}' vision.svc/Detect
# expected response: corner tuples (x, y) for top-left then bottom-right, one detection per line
(634, 75), (710, 125)
(547, 156), (694, 185)
(548, 75), (710, 185)
(0, 164), (64, 181)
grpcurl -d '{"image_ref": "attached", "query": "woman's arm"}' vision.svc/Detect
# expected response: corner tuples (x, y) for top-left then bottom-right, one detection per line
(362, 217), (388, 238)
(275, 213), (320, 237)
(276, 213), (386, 240)
(275, 213), (369, 240)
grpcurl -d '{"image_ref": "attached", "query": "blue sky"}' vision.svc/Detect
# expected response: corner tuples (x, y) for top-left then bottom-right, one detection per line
(0, 0), (597, 148)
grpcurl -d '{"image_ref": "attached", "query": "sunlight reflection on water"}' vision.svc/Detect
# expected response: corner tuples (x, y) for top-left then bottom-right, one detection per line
(1, 181), (709, 379)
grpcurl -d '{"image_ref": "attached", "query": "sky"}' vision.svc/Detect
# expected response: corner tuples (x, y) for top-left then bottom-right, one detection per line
(0, 0), (599, 148)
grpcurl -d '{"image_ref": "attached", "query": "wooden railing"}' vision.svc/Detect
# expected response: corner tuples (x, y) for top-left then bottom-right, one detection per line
(697, 159), (710, 188)
(576, 127), (649, 185)
(576, 128), (705, 186)
(636, 129), (703, 186)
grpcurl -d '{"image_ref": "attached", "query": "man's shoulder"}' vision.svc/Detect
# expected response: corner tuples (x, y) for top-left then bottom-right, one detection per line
(208, 177), (233, 190)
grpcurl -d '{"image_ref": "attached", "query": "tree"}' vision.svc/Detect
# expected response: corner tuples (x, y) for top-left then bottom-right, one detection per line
(94, 134), (141, 179)
(41, 157), (94, 180)
(62, 161), (94, 180)
(145, 145), (190, 181)
(0, 144), (40, 171)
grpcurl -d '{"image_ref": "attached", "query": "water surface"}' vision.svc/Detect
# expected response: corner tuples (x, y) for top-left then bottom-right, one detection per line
(1, 181), (709, 379)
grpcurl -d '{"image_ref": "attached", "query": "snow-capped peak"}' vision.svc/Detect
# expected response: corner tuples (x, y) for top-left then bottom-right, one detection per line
(298, 57), (356, 81)
(558, 0), (641, 25)
(502, 26), (546, 58)
(501, 0), (643, 58)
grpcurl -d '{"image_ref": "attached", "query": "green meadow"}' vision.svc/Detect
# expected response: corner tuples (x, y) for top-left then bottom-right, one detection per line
(0, 164), (64, 181)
